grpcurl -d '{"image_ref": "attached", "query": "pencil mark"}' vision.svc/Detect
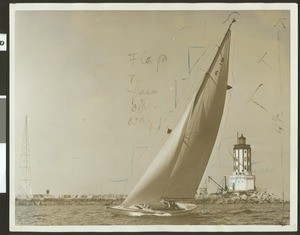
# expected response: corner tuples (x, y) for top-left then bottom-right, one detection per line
(255, 52), (274, 69)
(163, 21), (187, 46)
(157, 55), (168, 73)
(273, 126), (284, 135)
(174, 80), (177, 108)
(274, 18), (286, 95)
(157, 115), (163, 130)
(128, 52), (168, 72)
(157, 110), (173, 130)
(272, 112), (284, 123)
(247, 84), (263, 104)
(273, 18), (287, 29)
(249, 97), (286, 129)
(111, 179), (128, 183)
(250, 98), (271, 115)
(272, 215), (287, 226)
(251, 160), (264, 165)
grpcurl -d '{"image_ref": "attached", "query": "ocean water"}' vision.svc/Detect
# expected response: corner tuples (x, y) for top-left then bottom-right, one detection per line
(15, 202), (290, 226)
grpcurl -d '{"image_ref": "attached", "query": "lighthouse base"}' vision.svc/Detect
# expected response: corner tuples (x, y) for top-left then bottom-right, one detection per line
(228, 174), (255, 192)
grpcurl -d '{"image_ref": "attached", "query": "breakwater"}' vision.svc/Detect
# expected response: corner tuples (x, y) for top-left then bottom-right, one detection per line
(194, 190), (287, 204)
(15, 194), (126, 206)
(15, 190), (287, 206)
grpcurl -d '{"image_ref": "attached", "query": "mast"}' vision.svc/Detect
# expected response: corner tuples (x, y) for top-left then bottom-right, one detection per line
(163, 18), (235, 199)
(17, 116), (32, 197)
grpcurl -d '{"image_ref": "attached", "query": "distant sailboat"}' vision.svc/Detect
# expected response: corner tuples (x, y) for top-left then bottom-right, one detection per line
(110, 19), (235, 216)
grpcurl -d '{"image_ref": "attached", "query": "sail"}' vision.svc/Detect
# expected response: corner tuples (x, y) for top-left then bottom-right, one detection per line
(162, 29), (232, 199)
(123, 23), (233, 205)
(123, 99), (194, 206)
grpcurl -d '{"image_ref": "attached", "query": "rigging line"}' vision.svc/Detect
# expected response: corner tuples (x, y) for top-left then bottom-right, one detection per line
(183, 139), (190, 149)
(175, 74), (202, 107)
(188, 46), (204, 74)
(208, 74), (218, 87)
(227, 146), (236, 160)
(183, 27), (227, 103)
(190, 19), (230, 74)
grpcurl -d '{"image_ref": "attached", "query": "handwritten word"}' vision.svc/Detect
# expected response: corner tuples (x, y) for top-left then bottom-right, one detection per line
(130, 98), (157, 112)
(127, 74), (158, 112)
(128, 116), (153, 126)
(128, 75), (158, 96)
(128, 87), (158, 96)
(128, 52), (168, 73)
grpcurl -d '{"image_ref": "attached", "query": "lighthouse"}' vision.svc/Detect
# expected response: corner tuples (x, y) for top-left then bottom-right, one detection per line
(228, 134), (256, 192)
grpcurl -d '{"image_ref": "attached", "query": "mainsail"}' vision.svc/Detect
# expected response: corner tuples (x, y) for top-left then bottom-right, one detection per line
(123, 99), (194, 206)
(123, 20), (234, 206)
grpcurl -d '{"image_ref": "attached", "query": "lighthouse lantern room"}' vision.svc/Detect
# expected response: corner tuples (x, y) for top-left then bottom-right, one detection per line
(228, 134), (256, 192)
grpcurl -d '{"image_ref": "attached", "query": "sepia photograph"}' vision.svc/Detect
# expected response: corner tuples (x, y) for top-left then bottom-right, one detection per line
(9, 3), (297, 232)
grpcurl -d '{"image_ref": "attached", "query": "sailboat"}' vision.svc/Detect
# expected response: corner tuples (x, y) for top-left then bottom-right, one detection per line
(109, 19), (235, 216)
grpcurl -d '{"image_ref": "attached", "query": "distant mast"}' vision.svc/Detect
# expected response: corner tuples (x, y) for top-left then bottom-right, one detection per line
(17, 116), (32, 198)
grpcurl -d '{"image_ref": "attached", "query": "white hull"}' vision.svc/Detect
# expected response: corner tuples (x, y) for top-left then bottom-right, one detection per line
(108, 203), (197, 217)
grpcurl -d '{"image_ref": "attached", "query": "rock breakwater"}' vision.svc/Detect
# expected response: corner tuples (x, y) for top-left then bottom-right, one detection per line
(194, 191), (287, 204)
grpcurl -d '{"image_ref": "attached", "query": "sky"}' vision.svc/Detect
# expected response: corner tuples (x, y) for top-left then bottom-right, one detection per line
(12, 9), (292, 199)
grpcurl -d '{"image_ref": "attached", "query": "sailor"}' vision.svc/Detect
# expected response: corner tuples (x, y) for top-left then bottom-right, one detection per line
(170, 199), (180, 209)
(162, 199), (170, 208)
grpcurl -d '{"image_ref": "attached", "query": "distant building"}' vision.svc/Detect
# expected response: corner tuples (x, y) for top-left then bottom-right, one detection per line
(228, 134), (256, 192)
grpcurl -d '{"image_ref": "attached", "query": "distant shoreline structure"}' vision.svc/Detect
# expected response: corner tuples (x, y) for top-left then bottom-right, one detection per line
(16, 189), (288, 206)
